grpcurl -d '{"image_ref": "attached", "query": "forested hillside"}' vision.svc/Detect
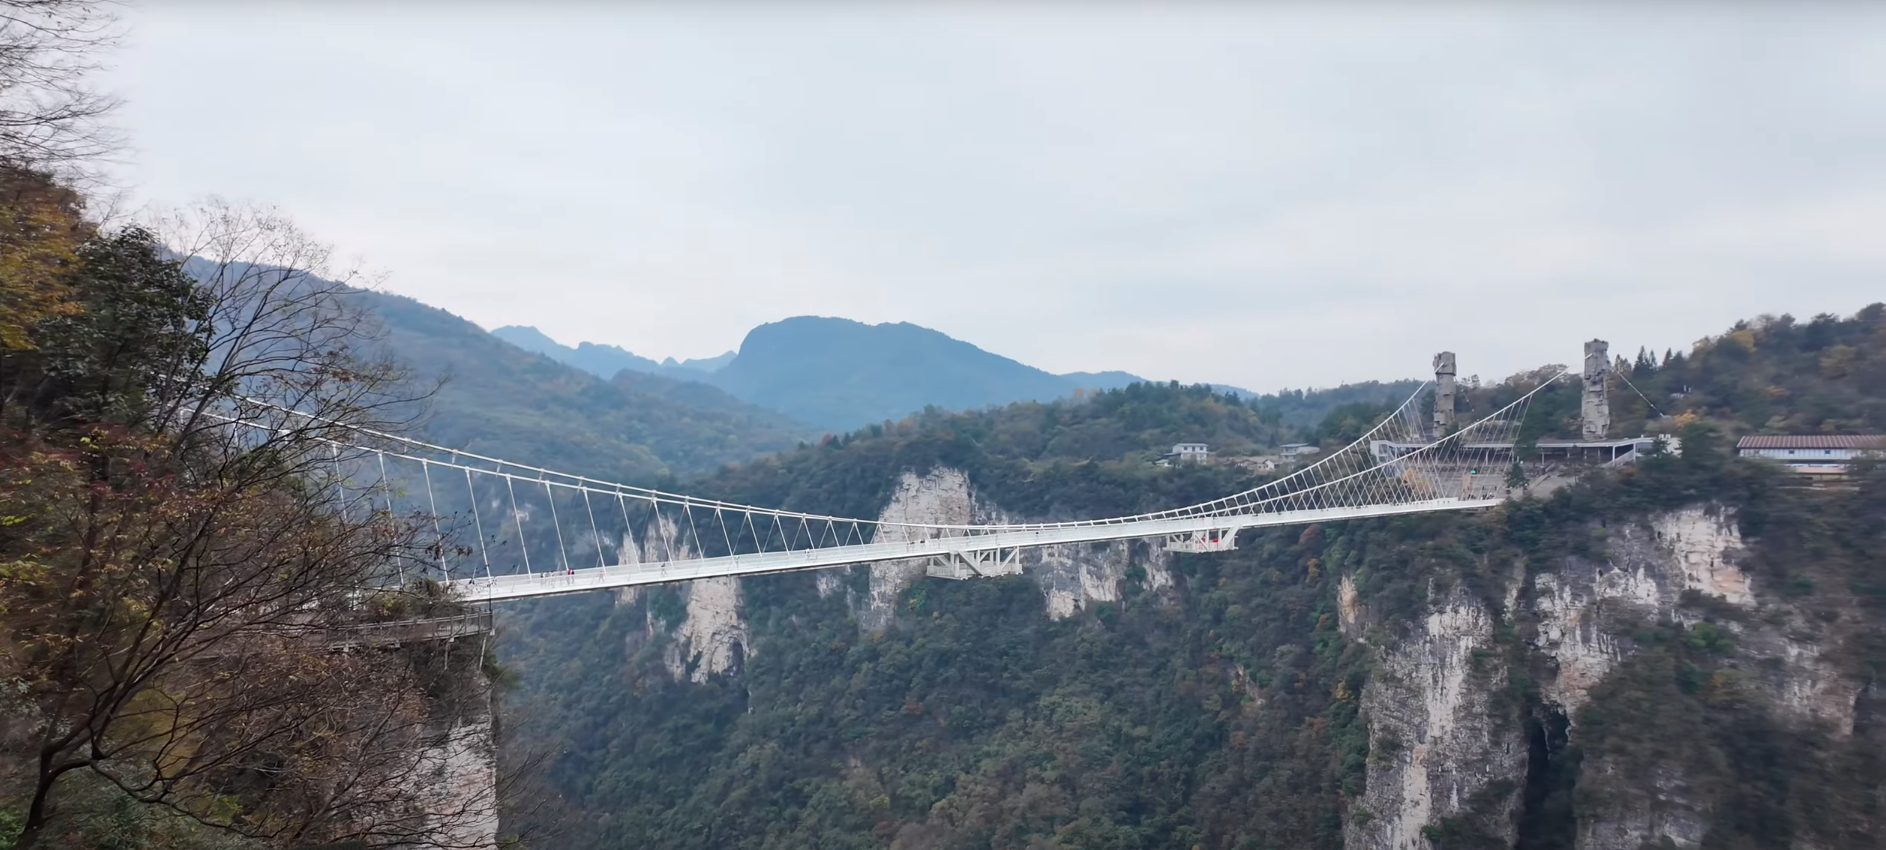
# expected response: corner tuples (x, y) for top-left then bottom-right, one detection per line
(1606, 305), (1886, 434)
(361, 290), (811, 479)
(496, 306), (1886, 850)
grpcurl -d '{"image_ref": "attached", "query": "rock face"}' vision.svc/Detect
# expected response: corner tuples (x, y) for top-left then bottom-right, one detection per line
(1033, 538), (1172, 619)
(856, 468), (987, 633)
(1346, 588), (1525, 850)
(1531, 507), (1753, 717)
(1652, 507), (1751, 606)
(1345, 504), (1866, 850)
(409, 639), (501, 849)
(1532, 507), (1761, 850)
(414, 695), (500, 849)
(1540, 507), (1863, 850)
(1576, 761), (1710, 850)
(608, 513), (750, 681)
(846, 467), (1176, 630)
(663, 577), (750, 682)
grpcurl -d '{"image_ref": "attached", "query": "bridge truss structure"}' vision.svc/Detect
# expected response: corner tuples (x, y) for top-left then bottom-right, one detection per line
(215, 374), (1564, 603)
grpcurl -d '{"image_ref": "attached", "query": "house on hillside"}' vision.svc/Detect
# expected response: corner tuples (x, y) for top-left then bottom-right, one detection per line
(1735, 435), (1884, 480)
(1171, 443), (1211, 463)
(1155, 443), (1211, 466)
(1280, 443), (1321, 458)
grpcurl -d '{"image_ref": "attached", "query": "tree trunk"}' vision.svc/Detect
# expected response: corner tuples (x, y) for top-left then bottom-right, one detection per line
(13, 759), (61, 850)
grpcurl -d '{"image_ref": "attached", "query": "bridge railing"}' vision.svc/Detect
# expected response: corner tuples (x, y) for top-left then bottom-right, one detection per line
(204, 370), (1564, 598)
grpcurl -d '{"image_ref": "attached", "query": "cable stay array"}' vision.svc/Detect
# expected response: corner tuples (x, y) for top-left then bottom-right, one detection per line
(204, 371), (1566, 603)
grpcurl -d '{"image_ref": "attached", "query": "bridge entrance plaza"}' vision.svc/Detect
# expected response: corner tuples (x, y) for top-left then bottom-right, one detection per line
(212, 366), (1575, 605)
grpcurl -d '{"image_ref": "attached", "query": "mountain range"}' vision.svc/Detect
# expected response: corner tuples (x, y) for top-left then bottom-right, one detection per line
(494, 316), (1243, 432)
(489, 325), (734, 383)
(361, 291), (808, 481)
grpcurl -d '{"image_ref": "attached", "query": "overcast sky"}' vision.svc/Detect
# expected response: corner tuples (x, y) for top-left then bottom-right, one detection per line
(105, 3), (1886, 392)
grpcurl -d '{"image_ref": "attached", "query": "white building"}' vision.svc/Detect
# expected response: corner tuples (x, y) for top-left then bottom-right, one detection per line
(1171, 443), (1210, 463)
(1279, 443), (1321, 457)
(1735, 435), (1883, 471)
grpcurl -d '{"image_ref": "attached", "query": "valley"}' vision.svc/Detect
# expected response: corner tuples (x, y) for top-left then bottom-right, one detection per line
(4, 4), (1884, 848)
(425, 306), (1885, 849)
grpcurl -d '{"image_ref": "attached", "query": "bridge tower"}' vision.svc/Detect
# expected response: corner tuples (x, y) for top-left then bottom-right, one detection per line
(1433, 351), (1457, 435)
(1582, 339), (1610, 440)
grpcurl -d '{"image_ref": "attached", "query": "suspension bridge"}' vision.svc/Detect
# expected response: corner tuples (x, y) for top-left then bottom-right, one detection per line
(220, 373), (1565, 604)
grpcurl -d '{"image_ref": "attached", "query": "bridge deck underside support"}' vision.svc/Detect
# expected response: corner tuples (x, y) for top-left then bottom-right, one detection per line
(927, 547), (1023, 580)
(1166, 528), (1238, 554)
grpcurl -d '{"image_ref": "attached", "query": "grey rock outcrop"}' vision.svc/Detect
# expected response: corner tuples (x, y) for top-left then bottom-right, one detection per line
(1345, 504), (1866, 850)
(1346, 587), (1526, 850)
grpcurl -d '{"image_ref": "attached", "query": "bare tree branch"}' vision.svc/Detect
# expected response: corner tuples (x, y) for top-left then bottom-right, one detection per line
(0, 0), (123, 177)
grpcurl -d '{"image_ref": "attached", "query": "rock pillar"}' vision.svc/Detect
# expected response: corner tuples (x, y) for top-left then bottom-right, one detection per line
(1582, 340), (1610, 441)
(1433, 351), (1457, 435)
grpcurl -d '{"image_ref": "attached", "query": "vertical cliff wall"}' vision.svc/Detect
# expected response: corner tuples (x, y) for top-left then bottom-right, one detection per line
(662, 577), (750, 682)
(1346, 587), (1527, 850)
(1343, 503), (1875, 850)
(409, 637), (501, 849)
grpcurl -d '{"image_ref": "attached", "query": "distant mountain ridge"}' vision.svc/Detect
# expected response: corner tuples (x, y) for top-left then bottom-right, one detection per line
(490, 325), (734, 381)
(712, 317), (1109, 429)
(368, 302), (808, 480)
(493, 316), (1252, 432)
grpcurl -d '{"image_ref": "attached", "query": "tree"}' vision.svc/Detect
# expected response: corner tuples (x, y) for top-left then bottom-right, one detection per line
(0, 165), (88, 350)
(0, 202), (496, 848)
(0, 0), (122, 170)
(2, 222), (206, 426)
(0, 0), (115, 382)
(1504, 460), (1527, 492)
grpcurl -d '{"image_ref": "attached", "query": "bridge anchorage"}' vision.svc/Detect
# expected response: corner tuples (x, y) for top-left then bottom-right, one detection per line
(214, 364), (1577, 604)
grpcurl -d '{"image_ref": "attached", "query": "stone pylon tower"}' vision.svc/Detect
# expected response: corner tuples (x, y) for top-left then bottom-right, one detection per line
(1582, 339), (1610, 441)
(1433, 351), (1457, 435)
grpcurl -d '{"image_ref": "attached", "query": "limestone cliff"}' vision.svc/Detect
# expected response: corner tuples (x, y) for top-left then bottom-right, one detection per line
(1033, 538), (1174, 619)
(609, 514), (750, 682)
(662, 577), (750, 682)
(852, 468), (988, 633)
(842, 467), (1176, 630)
(409, 638), (501, 849)
(414, 690), (500, 849)
(1535, 507), (1862, 850)
(1345, 587), (1526, 850)
(1531, 507), (1763, 718)
(1344, 504), (1872, 850)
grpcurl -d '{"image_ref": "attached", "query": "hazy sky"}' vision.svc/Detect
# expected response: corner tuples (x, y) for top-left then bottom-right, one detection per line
(106, 3), (1886, 392)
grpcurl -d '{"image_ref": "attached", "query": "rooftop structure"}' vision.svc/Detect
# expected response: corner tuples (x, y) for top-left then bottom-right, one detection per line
(1736, 436), (1883, 479)
(1734, 435), (1886, 451)
(1373, 436), (1662, 468)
